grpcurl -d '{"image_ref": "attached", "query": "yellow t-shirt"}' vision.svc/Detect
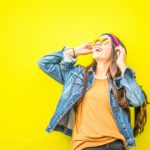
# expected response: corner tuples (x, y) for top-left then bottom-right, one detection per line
(72, 78), (126, 150)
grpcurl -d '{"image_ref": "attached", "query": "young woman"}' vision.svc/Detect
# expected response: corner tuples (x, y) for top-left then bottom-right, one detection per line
(37, 33), (149, 150)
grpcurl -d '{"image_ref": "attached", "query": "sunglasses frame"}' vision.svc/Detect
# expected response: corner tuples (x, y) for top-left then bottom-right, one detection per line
(91, 37), (117, 49)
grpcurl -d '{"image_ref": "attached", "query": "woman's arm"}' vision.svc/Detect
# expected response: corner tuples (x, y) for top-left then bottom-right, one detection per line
(114, 45), (145, 107)
(37, 41), (93, 85)
(37, 46), (79, 85)
(113, 66), (145, 107)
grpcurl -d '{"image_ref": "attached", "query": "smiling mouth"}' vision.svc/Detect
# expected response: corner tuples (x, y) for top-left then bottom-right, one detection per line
(95, 48), (102, 52)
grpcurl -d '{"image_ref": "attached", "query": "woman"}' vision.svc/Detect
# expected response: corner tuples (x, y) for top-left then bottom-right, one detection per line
(37, 33), (149, 150)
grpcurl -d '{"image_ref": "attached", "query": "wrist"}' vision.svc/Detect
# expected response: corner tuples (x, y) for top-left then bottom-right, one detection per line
(63, 48), (75, 58)
(74, 47), (81, 56)
(118, 63), (127, 75)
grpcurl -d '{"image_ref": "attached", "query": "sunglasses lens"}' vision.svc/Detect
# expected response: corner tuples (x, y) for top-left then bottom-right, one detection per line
(101, 38), (108, 42)
(92, 38), (99, 45)
(92, 37), (109, 46)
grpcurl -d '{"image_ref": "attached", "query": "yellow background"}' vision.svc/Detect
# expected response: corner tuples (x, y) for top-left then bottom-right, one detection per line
(0, 0), (150, 149)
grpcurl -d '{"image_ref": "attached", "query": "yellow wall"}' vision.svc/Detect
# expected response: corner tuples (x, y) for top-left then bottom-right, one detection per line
(0, 0), (150, 149)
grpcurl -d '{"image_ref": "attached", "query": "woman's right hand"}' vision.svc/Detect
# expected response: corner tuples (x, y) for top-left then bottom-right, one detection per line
(74, 41), (93, 56)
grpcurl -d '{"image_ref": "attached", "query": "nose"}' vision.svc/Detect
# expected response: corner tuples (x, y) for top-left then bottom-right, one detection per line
(94, 43), (102, 49)
(95, 41), (102, 46)
(93, 45), (103, 51)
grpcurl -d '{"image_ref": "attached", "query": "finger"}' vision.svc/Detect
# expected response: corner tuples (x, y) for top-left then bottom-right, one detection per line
(117, 50), (120, 54)
(87, 40), (92, 44)
(114, 46), (120, 50)
(121, 47), (126, 53)
(87, 44), (93, 49)
(116, 46), (125, 54)
(116, 50), (120, 57)
(115, 49), (120, 53)
(89, 49), (93, 52)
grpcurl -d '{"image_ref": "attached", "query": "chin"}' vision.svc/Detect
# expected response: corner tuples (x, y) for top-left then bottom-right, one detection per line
(93, 53), (103, 59)
(93, 54), (108, 62)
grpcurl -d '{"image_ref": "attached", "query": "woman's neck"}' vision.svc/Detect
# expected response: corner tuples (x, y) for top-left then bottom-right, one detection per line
(94, 61), (110, 78)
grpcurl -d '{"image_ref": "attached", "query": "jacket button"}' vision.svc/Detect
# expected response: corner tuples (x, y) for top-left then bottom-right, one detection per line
(128, 139), (132, 144)
(122, 124), (126, 130)
(114, 106), (118, 112)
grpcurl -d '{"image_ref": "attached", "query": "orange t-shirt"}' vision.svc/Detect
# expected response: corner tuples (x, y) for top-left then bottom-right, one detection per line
(72, 78), (126, 150)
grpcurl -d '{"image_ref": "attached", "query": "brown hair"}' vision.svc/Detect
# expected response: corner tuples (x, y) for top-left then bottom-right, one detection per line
(73, 33), (150, 137)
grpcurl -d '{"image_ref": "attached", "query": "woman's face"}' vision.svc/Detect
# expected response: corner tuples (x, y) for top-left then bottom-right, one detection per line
(92, 35), (113, 62)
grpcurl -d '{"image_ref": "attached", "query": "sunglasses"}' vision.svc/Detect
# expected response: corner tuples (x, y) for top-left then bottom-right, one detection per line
(91, 37), (116, 48)
(91, 37), (108, 46)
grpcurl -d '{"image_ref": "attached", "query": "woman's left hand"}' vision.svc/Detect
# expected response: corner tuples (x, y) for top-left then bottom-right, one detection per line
(115, 45), (127, 74)
(115, 45), (126, 66)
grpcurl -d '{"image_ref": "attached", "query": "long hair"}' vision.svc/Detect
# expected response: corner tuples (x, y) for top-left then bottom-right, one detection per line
(73, 33), (149, 137)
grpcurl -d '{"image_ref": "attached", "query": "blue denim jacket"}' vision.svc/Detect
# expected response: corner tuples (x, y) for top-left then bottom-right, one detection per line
(37, 46), (145, 149)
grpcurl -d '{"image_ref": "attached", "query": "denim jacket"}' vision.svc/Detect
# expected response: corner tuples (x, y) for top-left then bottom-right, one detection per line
(37, 46), (145, 149)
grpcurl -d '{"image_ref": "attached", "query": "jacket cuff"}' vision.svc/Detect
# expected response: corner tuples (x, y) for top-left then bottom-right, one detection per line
(113, 67), (136, 89)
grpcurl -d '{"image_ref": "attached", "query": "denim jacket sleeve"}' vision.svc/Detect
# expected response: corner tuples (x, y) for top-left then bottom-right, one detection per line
(37, 46), (78, 85)
(113, 67), (145, 107)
